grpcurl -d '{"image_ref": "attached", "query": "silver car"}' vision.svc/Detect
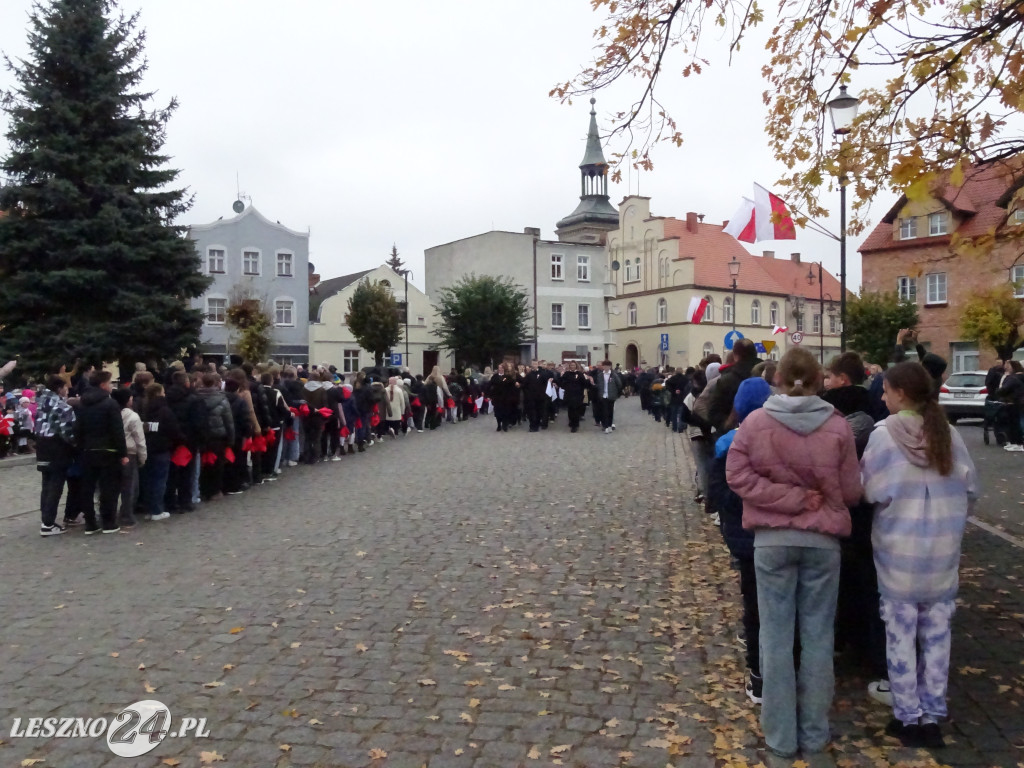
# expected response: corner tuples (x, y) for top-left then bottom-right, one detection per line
(939, 371), (988, 423)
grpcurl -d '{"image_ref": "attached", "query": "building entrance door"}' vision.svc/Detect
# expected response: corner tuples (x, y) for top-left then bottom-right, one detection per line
(625, 344), (639, 371)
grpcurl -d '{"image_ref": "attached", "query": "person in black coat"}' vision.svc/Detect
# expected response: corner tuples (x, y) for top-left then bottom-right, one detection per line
(223, 379), (253, 493)
(489, 364), (521, 432)
(164, 370), (205, 513)
(664, 367), (690, 432)
(995, 360), (1024, 449)
(523, 363), (550, 432)
(556, 361), (591, 432)
(140, 383), (184, 520)
(74, 371), (128, 533)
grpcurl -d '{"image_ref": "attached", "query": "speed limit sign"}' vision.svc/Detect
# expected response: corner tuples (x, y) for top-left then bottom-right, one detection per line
(790, 331), (804, 345)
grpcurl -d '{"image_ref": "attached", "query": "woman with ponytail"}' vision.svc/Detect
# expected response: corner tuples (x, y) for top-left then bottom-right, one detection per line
(861, 362), (978, 749)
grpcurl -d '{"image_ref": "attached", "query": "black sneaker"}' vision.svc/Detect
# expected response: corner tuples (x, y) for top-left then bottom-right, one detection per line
(83, 524), (101, 535)
(101, 526), (121, 534)
(40, 523), (66, 537)
(918, 722), (945, 749)
(885, 718), (925, 748)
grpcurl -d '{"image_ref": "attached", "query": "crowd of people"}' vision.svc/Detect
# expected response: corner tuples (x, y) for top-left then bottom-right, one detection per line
(3, 332), (1007, 765)
(625, 335), (980, 766)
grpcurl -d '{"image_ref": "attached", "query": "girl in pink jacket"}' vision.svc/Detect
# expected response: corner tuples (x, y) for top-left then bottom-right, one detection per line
(726, 348), (862, 767)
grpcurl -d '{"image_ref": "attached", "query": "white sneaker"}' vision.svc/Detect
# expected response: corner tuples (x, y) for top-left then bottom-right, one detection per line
(330, 455), (342, 462)
(286, 460), (298, 467)
(148, 512), (171, 521)
(604, 427), (612, 434)
(1003, 444), (1024, 452)
(868, 679), (893, 706)
(611, 424), (616, 430)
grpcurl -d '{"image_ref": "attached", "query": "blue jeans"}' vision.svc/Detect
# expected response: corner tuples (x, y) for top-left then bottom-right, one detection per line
(755, 544), (841, 757)
(142, 452), (171, 516)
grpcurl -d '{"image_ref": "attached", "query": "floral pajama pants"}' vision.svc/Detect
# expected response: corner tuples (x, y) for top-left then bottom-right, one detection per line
(879, 597), (956, 724)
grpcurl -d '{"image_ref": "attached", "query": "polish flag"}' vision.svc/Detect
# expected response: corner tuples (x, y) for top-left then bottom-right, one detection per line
(723, 184), (797, 242)
(772, 324), (789, 335)
(687, 296), (709, 324)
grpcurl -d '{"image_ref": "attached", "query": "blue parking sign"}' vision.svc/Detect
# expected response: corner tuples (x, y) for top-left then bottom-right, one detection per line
(390, 352), (402, 366)
(660, 333), (669, 351)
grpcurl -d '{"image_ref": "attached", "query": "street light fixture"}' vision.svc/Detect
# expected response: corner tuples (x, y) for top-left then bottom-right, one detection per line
(728, 257), (741, 331)
(826, 84), (860, 353)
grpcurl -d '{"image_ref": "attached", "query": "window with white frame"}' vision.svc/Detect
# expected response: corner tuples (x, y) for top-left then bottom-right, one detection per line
(276, 251), (293, 277)
(578, 303), (590, 329)
(624, 259), (634, 282)
(274, 299), (295, 326)
(657, 298), (668, 324)
(551, 254), (563, 280)
(627, 302), (637, 327)
(208, 248), (225, 274)
(242, 249), (260, 276)
(812, 313), (821, 333)
(925, 272), (947, 304)
(899, 217), (917, 239)
(723, 297), (733, 324)
(928, 212), (948, 236)
(1012, 264), (1024, 297)
(206, 297), (226, 324)
(576, 255), (590, 282)
(751, 300), (761, 325)
(769, 301), (779, 326)
(829, 314), (839, 334)
(769, 347), (780, 362)
(795, 309), (804, 332)
(635, 260), (642, 282)
(897, 276), (917, 303)
(342, 349), (360, 374)
(551, 303), (564, 328)
(704, 296), (714, 323)
(702, 342), (714, 358)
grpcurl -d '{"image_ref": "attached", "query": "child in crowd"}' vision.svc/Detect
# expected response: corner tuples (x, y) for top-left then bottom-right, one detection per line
(111, 388), (146, 530)
(861, 361), (978, 749)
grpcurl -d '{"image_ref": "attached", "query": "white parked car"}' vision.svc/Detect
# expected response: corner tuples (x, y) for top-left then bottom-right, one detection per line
(938, 371), (988, 423)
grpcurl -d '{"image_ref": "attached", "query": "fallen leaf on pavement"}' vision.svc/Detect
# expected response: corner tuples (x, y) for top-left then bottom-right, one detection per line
(229, 627), (244, 634)
(199, 753), (225, 765)
(527, 746), (541, 759)
(368, 748), (387, 759)
(279, 744), (290, 752)
(202, 681), (224, 688)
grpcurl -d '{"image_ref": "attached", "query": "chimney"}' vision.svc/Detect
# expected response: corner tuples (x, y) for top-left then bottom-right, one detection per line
(524, 227), (540, 237)
(762, 250), (775, 259)
(686, 212), (698, 233)
(790, 252), (801, 264)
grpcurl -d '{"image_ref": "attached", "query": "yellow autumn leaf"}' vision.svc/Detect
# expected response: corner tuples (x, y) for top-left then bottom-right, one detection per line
(497, 684), (516, 691)
(21, 761), (45, 767)
(309, 718), (323, 725)
(222, 664), (235, 671)
(550, 744), (572, 755)
(229, 626), (244, 634)
(527, 745), (542, 759)
(279, 744), (291, 752)
(418, 679), (436, 686)
(290, 642), (301, 648)
(459, 712), (474, 723)
(469, 698), (480, 708)
(454, 748), (464, 755)
(109, 652), (119, 658)
(144, 681), (156, 693)
(356, 643), (368, 652)
(161, 760), (181, 767)
(202, 681), (224, 688)
(199, 752), (225, 765)
(368, 747), (388, 759)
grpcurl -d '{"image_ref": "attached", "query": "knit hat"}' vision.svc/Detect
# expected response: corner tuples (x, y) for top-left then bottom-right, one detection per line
(734, 377), (772, 423)
(706, 362), (722, 382)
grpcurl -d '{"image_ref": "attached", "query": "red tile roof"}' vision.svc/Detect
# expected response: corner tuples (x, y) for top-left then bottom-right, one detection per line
(658, 217), (845, 300)
(860, 157), (1024, 254)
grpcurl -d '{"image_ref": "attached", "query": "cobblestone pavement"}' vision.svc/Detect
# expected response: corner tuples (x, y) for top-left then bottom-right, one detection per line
(0, 401), (1020, 768)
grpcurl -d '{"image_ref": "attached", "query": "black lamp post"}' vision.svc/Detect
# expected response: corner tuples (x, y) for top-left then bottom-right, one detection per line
(826, 85), (860, 353)
(400, 269), (413, 365)
(728, 257), (741, 331)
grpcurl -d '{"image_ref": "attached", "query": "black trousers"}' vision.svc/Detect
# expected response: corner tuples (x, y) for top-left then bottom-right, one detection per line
(565, 401), (585, 428)
(600, 399), (616, 429)
(39, 463), (70, 527)
(739, 558), (761, 676)
(81, 455), (121, 530)
(525, 396), (548, 430)
(165, 455), (195, 511)
(199, 441), (227, 500)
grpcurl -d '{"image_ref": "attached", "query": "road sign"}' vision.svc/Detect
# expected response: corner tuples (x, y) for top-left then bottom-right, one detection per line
(724, 330), (744, 351)
(761, 339), (777, 353)
(660, 333), (669, 351)
(754, 343), (766, 354)
(790, 331), (804, 345)
(390, 352), (402, 366)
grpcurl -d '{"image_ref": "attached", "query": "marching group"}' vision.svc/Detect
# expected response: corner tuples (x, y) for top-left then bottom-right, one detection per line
(633, 335), (978, 766)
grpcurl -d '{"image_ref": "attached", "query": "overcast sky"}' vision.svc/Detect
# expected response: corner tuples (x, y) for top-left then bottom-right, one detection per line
(0, 0), (869, 292)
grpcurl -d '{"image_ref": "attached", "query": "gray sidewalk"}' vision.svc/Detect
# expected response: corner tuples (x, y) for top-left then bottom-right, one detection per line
(0, 402), (1019, 767)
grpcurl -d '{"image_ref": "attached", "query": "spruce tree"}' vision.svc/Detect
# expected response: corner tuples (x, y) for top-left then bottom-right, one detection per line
(0, 0), (210, 376)
(385, 244), (405, 274)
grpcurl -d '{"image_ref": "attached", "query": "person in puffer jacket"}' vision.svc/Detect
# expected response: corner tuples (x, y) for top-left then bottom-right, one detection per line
(726, 348), (862, 767)
(861, 362), (978, 750)
(708, 376), (771, 705)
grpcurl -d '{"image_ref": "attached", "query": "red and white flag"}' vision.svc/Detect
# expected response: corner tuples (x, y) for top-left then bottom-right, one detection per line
(723, 184), (797, 243)
(772, 324), (789, 335)
(687, 296), (709, 324)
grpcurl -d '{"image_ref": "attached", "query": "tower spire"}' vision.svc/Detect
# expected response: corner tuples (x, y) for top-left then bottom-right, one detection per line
(555, 98), (619, 244)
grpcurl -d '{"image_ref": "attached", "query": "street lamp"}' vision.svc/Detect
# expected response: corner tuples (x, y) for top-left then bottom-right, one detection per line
(728, 257), (741, 331)
(400, 269), (413, 366)
(826, 85), (860, 353)
(807, 262), (834, 365)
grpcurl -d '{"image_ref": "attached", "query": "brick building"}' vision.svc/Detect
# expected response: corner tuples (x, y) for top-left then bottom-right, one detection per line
(859, 158), (1024, 372)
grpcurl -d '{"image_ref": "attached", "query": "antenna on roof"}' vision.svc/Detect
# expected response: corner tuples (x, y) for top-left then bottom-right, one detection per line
(232, 171), (251, 214)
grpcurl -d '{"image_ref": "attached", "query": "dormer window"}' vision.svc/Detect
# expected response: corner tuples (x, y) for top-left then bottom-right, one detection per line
(928, 212), (948, 236)
(899, 217), (917, 239)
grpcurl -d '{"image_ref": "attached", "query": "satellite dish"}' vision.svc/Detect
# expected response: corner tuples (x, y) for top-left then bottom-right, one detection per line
(611, 260), (620, 271)
(232, 200), (245, 214)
